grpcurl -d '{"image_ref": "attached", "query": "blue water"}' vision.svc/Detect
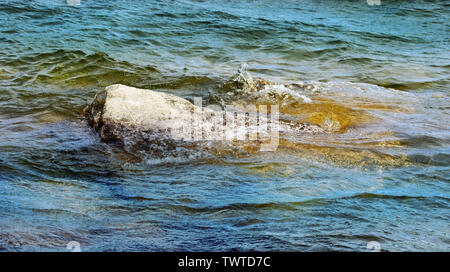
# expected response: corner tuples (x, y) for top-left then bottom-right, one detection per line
(0, 0), (449, 251)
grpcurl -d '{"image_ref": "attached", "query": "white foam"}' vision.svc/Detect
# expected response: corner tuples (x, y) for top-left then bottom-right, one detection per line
(261, 84), (313, 103)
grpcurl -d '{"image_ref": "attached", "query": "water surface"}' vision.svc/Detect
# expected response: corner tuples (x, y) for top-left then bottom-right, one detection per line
(0, 0), (449, 251)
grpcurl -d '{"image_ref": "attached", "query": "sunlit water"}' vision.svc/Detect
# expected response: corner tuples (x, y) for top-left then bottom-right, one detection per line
(0, 0), (449, 251)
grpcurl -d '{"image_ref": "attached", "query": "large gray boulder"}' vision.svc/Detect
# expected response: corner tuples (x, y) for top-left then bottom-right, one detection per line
(83, 85), (268, 145)
(84, 84), (197, 144)
(83, 84), (323, 152)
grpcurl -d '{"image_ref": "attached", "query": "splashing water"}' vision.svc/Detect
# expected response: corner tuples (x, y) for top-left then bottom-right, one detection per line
(0, 0), (449, 251)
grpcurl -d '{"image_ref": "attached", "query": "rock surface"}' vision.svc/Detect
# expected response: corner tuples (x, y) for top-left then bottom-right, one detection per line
(84, 84), (323, 151)
(84, 84), (202, 144)
(84, 85), (264, 144)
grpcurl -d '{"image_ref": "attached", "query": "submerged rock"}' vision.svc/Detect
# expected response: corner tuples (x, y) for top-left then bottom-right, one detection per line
(84, 84), (201, 145)
(83, 85), (265, 144)
(84, 84), (324, 153)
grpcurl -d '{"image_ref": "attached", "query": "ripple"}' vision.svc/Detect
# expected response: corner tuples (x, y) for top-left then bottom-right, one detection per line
(0, 0), (448, 252)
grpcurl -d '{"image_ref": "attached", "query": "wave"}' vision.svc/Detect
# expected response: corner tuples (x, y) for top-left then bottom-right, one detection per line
(152, 192), (450, 215)
(376, 79), (449, 91)
(69, 64), (447, 169)
(1, 49), (160, 89)
(1, 51), (446, 168)
(81, 65), (448, 169)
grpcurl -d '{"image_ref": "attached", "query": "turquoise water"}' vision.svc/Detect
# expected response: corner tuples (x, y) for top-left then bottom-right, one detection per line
(0, 0), (449, 251)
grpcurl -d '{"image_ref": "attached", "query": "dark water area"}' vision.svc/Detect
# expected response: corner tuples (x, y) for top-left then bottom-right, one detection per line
(0, 0), (449, 251)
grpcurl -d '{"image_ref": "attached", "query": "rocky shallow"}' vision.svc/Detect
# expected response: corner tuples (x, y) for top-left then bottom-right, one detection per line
(83, 83), (325, 153)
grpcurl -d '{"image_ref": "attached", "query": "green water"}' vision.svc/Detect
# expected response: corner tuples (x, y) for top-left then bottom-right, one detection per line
(0, 0), (449, 251)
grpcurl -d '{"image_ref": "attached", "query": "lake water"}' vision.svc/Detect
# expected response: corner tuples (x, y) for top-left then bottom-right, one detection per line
(0, 0), (449, 251)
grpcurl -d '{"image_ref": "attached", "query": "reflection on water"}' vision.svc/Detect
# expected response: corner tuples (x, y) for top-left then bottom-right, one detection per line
(0, 0), (449, 251)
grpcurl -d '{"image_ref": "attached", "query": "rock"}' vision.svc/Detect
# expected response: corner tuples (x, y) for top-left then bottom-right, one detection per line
(84, 84), (199, 145)
(84, 84), (323, 152)
(84, 85), (267, 143)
